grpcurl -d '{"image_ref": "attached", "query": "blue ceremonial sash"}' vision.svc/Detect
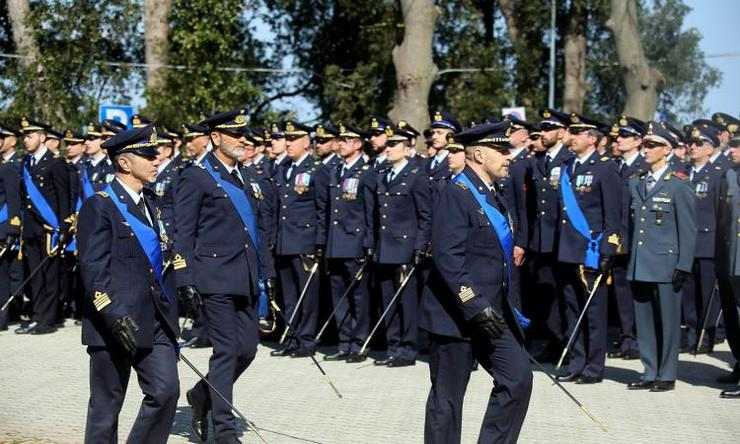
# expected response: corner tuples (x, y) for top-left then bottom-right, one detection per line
(453, 173), (530, 329)
(68, 168), (96, 253)
(23, 165), (60, 248)
(105, 184), (172, 303)
(0, 203), (7, 224)
(201, 159), (261, 255)
(559, 163), (602, 269)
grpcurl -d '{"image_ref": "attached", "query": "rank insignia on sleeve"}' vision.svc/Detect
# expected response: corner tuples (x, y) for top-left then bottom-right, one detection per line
(9, 216), (20, 226)
(458, 286), (475, 303)
(172, 254), (187, 270)
(607, 233), (621, 246)
(361, 164), (369, 170)
(93, 291), (111, 311)
(96, 191), (109, 198)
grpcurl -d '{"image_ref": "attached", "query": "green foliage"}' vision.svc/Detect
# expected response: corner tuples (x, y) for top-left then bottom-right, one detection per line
(0, 0), (141, 129)
(145, 0), (270, 128)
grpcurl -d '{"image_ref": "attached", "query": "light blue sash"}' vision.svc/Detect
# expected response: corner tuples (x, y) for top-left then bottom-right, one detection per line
(0, 203), (7, 224)
(560, 162), (602, 269)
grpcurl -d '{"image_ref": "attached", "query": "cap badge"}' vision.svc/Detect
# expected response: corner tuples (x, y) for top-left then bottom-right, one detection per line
(384, 127), (394, 137)
(433, 111), (443, 122)
(21, 117), (29, 128)
(371, 118), (379, 128)
(619, 116), (628, 126)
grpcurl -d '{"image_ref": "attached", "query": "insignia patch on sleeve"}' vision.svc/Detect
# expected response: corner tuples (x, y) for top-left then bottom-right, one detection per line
(458, 286), (475, 303)
(93, 291), (111, 311)
(96, 191), (109, 198)
(607, 233), (621, 246)
(172, 254), (187, 270)
(9, 216), (20, 226)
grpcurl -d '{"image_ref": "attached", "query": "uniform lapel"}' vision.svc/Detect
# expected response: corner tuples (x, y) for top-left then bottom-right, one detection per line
(645, 168), (671, 200)
(111, 179), (150, 227)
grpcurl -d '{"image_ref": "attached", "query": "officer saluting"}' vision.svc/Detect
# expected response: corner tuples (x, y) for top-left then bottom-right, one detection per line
(626, 122), (696, 392)
(77, 124), (180, 443)
(555, 113), (622, 384)
(175, 108), (274, 443)
(423, 120), (532, 444)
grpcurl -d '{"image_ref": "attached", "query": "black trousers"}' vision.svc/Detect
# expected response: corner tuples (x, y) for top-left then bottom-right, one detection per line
(561, 264), (608, 378)
(84, 319), (179, 444)
(24, 236), (60, 326)
(376, 263), (419, 360)
(611, 255), (638, 352)
(424, 331), (532, 444)
(0, 249), (23, 328)
(328, 258), (369, 353)
(277, 255), (319, 350)
(524, 252), (565, 344)
(683, 258), (722, 348)
(717, 276), (740, 364)
(190, 293), (259, 440)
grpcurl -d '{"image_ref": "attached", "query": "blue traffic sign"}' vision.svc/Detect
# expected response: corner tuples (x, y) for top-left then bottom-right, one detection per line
(98, 104), (135, 128)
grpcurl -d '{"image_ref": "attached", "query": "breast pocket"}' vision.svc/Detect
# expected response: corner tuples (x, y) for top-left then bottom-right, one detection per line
(472, 213), (497, 248)
(114, 231), (140, 258)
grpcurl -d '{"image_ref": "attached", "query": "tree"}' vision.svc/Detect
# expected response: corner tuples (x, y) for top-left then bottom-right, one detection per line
(388, 0), (439, 137)
(562, 0), (588, 113)
(144, 0), (173, 96)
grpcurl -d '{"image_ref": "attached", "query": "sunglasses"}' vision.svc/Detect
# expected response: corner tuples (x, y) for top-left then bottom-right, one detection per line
(567, 128), (589, 135)
(643, 140), (667, 149)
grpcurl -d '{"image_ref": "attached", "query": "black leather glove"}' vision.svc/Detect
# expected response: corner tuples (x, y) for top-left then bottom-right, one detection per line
(469, 306), (507, 349)
(359, 247), (374, 264)
(599, 256), (613, 274)
(111, 316), (139, 359)
(177, 285), (202, 319)
(413, 249), (425, 266)
(672, 269), (691, 292)
(0, 234), (18, 254)
(315, 247), (324, 262)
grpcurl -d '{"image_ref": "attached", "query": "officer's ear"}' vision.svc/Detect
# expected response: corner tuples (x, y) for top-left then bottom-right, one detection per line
(115, 154), (132, 174)
(209, 132), (221, 148)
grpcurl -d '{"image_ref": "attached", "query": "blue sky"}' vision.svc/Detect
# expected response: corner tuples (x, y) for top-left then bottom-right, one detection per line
(683, 0), (739, 116)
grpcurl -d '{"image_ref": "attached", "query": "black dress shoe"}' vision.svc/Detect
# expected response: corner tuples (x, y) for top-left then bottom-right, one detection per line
(215, 434), (242, 444)
(270, 347), (295, 357)
(650, 381), (675, 392)
(607, 350), (624, 359)
(575, 376), (602, 384)
(387, 358), (416, 368)
(621, 350), (641, 360)
(373, 356), (395, 366)
(695, 344), (713, 355)
(181, 337), (209, 348)
(14, 322), (37, 334)
(345, 352), (367, 363)
(556, 373), (580, 383)
(28, 324), (57, 335)
(716, 366), (740, 384)
(290, 348), (315, 358)
(719, 388), (740, 399)
(187, 388), (210, 442)
(627, 380), (654, 390)
(324, 351), (350, 361)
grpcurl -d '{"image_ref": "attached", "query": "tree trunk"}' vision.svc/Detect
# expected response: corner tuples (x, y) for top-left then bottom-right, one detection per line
(144, 0), (173, 95)
(497, 0), (519, 44)
(607, 0), (663, 121)
(7, 0), (40, 69)
(562, 1), (588, 113)
(388, 0), (439, 152)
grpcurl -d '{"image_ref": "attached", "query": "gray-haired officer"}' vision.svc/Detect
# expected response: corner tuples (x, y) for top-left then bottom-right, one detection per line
(78, 124), (180, 443)
(715, 132), (740, 398)
(626, 122), (696, 392)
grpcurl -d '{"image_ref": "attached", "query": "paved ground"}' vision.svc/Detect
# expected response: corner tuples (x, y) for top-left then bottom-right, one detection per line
(0, 320), (738, 444)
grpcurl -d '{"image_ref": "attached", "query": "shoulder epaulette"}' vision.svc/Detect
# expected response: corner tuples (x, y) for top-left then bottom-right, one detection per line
(715, 166), (722, 170)
(361, 164), (369, 170)
(600, 156), (610, 162)
(455, 181), (467, 190)
(96, 191), (108, 197)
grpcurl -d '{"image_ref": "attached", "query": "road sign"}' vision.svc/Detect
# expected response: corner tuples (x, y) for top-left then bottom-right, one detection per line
(98, 105), (135, 128)
(502, 106), (526, 121)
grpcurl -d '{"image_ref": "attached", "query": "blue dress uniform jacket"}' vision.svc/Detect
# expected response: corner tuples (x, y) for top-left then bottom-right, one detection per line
(498, 149), (530, 249)
(77, 180), (179, 348)
(243, 161), (277, 248)
(627, 169), (697, 282)
(711, 152), (733, 173)
(375, 162), (432, 263)
(318, 157), (376, 258)
(528, 145), (573, 253)
(689, 165), (722, 258)
(173, 152), (274, 297)
(426, 154), (451, 200)
(274, 155), (323, 255)
(21, 150), (72, 239)
(557, 151), (622, 264)
(0, 162), (21, 240)
(618, 154), (649, 251)
(151, 156), (188, 235)
(84, 156), (114, 190)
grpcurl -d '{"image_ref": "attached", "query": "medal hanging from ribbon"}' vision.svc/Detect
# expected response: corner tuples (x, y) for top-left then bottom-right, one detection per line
(560, 162), (602, 269)
(105, 184), (173, 303)
(453, 172), (530, 329)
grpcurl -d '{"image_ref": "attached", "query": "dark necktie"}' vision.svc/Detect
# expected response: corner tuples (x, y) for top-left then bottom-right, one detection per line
(30, 157), (36, 168)
(646, 175), (656, 192)
(544, 156), (551, 171)
(573, 161), (580, 175)
(230, 169), (244, 186)
(136, 198), (151, 227)
(387, 170), (395, 184)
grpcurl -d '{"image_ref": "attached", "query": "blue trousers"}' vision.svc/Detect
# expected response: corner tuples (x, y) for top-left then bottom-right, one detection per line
(377, 263), (419, 361)
(277, 255), (319, 350)
(424, 331), (532, 444)
(632, 282), (682, 382)
(328, 258), (369, 353)
(84, 319), (179, 444)
(189, 293), (259, 440)
(611, 255), (638, 352)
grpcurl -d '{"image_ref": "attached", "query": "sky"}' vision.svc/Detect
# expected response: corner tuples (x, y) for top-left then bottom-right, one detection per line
(683, 0), (740, 116)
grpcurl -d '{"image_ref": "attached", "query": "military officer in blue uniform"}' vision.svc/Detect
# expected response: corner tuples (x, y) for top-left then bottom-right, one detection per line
(715, 133), (740, 398)
(608, 116), (648, 359)
(626, 122), (697, 392)
(371, 122), (431, 367)
(422, 120), (532, 444)
(693, 119), (733, 173)
(77, 124), (180, 443)
(426, 111), (462, 193)
(316, 123), (376, 362)
(711, 112), (739, 156)
(680, 125), (724, 353)
(243, 128), (273, 179)
(15, 117), (72, 335)
(367, 117), (393, 170)
(0, 125), (22, 330)
(314, 122), (342, 169)
(174, 108), (274, 443)
(663, 122), (690, 174)
(525, 108), (573, 361)
(0, 125), (24, 323)
(83, 122), (115, 190)
(555, 113), (622, 384)
(270, 121), (324, 357)
(268, 122), (290, 172)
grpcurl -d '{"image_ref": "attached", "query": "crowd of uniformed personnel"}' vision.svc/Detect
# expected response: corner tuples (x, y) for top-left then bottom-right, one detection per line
(1, 106), (740, 444)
